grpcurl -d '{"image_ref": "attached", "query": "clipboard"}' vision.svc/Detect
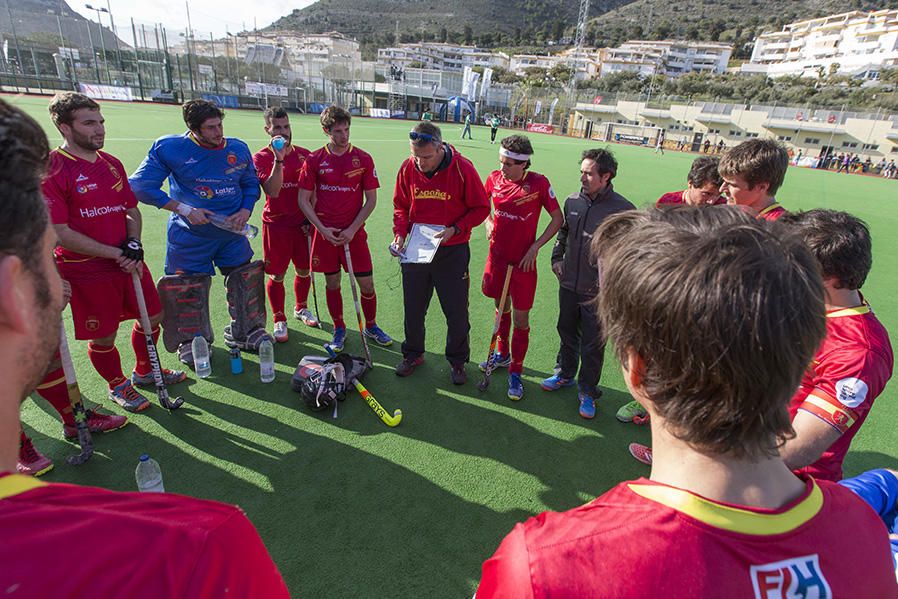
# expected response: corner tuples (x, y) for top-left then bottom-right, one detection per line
(399, 223), (445, 264)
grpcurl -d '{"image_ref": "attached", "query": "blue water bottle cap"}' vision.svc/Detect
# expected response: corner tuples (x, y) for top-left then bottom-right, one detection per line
(272, 137), (286, 151)
(139, 454), (149, 462)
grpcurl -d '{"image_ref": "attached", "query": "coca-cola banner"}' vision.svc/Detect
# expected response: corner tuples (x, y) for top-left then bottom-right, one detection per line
(527, 123), (555, 134)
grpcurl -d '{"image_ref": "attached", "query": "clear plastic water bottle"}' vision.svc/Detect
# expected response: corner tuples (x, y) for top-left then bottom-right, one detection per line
(135, 454), (165, 492)
(208, 212), (259, 239)
(192, 334), (211, 378)
(259, 338), (275, 383)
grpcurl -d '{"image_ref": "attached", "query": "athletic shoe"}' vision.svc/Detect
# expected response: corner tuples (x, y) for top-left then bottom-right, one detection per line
(273, 321), (289, 343)
(108, 380), (150, 413)
(578, 392), (596, 419)
(364, 324), (393, 347)
(294, 307), (319, 328)
(17, 438), (53, 477)
(478, 353), (511, 372)
(540, 374), (575, 391)
(131, 368), (187, 387)
(63, 409), (128, 439)
(507, 373), (524, 401)
(616, 400), (648, 423)
(629, 443), (653, 466)
(325, 327), (346, 353)
(450, 363), (467, 385)
(395, 356), (424, 377)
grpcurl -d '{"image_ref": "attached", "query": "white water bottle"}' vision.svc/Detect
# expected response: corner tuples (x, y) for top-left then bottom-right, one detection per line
(135, 454), (165, 492)
(259, 338), (275, 383)
(192, 334), (211, 378)
(208, 212), (259, 239)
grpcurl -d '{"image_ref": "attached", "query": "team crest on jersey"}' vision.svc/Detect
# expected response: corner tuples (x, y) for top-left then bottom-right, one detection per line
(750, 555), (831, 599)
(85, 317), (100, 332)
(195, 186), (214, 199)
(352, 156), (361, 168)
(227, 152), (238, 166)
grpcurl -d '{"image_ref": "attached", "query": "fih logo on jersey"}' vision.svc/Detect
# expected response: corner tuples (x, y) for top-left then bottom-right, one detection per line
(750, 555), (831, 599)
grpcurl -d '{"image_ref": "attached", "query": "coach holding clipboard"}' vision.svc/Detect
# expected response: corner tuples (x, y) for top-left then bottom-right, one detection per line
(392, 122), (490, 384)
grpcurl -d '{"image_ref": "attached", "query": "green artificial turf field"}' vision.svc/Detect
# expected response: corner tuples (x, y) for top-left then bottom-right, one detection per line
(8, 92), (898, 597)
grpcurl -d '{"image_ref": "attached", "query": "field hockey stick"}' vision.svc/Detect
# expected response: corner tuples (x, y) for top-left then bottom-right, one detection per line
(58, 322), (94, 465)
(306, 230), (321, 327)
(131, 270), (185, 410)
(343, 243), (372, 367)
(478, 264), (514, 392)
(352, 378), (402, 427)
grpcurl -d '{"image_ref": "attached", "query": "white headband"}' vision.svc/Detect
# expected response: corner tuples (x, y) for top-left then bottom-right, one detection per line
(499, 147), (531, 161)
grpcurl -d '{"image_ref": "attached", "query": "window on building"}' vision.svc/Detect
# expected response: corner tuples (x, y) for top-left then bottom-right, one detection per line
(804, 138), (820, 144)
(841, 141), (858, 148)
(862, 143), (879, 150)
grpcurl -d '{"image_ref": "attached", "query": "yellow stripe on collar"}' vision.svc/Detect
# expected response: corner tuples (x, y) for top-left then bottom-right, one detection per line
(627, 480), (823, 535)
(0, 474), (47, 501)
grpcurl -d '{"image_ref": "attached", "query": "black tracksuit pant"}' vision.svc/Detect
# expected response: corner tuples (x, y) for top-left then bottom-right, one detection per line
(556, 286), (605, 395)
(401, 243), (471, 366)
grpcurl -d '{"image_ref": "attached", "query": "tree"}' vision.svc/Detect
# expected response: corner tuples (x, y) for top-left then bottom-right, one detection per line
(464, 25), (473, 45)
(439, 27), (448, 43)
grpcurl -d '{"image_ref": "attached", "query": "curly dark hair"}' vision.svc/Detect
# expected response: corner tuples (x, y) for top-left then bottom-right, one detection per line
(182, 99), (224, 132)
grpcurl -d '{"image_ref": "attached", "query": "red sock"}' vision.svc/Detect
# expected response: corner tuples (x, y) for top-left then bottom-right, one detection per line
(497, 310), (512, 356)
(361, 292), (377, 328)
(510, 326), (530, 375)
(267, 277), (286, 322)
(34, 352), (75, 425)
(131, 324), (160, 377)
(326, 287), (345, 330)
(294, 273), (311, 310)
(88, 341), (126, 388)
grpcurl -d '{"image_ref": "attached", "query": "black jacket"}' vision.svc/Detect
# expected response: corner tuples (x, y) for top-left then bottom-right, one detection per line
(550, 184), (635, 295)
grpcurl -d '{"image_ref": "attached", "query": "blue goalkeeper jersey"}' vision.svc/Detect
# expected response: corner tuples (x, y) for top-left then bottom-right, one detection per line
(129, 132), (260, 238)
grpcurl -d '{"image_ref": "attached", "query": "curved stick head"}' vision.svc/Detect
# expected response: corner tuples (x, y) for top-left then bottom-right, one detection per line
(65, 450), (92, 465)
(386, 410), (403, 427)
(477, 378), (490, 392)
(161, 396), (185, 410)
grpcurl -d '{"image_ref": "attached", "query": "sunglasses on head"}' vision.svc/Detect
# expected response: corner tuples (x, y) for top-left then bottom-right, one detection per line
(409, 131), (437, 143)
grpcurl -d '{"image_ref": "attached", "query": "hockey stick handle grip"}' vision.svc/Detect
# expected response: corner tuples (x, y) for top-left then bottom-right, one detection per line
(353, 379), (402, 427)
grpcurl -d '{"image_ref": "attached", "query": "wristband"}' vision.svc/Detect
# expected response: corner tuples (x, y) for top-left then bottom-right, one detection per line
(176, 203), (194, 217)
(120, 237), (144, 262)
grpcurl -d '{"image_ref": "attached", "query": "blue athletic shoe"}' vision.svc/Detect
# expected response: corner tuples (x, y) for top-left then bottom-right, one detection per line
(326, 327), (346, 353)
(508, 373), (524, 401)
(578, 392), (596, 419)
(479, 353), (511, 372)
(364, 324), (393, 347)
(540, 374), (575, 391)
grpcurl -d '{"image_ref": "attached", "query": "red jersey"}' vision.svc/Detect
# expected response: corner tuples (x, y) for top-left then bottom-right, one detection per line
(485, 170), (559, 263)
(789, 303), (894, 481)
(298, 144), (378, 229)
(758, 202), (787, 221)
(0, 473), (288, 596)
(42, 148), (136, 276)
(393, 145), (490, 246)
(656, 190), (726, 207)
(478, 476), (897, 598)
(253, 144), (311, 227)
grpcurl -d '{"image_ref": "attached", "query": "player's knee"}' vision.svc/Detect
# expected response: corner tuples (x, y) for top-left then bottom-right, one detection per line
(358, 277), (375, 295)
(93, 332), (117, 346)
(295, 268), (310, 278)
(269, 273), (286, 283)
(324, 273), (341, 289)
(149, 311), (163, 328)
(513, 310), (529, 329)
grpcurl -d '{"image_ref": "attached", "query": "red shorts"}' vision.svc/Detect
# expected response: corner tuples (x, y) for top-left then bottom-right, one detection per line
(482, 254), (537, 311)
(67, 266), (162, 340)
(263, 222), (311, 275)
(310, 227), (373, 275)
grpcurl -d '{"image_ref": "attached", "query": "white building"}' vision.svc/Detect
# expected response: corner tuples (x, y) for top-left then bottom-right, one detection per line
(510, 49), (599, 80)
(599, 40), (732, 78)
(741, 10), (898, 79)
(377, 43), (509, 72)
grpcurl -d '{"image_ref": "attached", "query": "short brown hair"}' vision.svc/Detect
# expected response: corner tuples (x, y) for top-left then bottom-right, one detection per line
(780, 209), (872, 290)
(182, 99), (224, 131)
(686, 156), (722, 189)
(410, 121), (442, 147)
(264, 106), (288, 125)
(0, 98), (52, 306)
(500, 134), (533, 169)
(320, 105), (351, 131)
(592, 206), (825, 459)
(581, 148), (617, 180)
(48, 92), (100, 127)
(719, 139), (789, 195)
